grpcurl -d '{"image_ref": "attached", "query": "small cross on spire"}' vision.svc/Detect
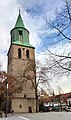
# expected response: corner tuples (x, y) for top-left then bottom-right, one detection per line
(19, 7), (20, 14)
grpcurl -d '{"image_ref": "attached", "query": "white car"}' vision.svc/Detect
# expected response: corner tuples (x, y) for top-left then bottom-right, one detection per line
(65, 106), (71, 112)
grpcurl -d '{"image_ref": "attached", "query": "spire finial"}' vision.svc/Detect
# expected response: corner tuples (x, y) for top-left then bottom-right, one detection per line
(19, 7), (20, 14)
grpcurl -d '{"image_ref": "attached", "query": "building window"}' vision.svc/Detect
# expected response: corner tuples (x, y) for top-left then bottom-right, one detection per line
(19, 30), (23, 42)
(26, 50), (29, 58)
(18, 48), (21, 59)
(19, 104), (22, 108)
(19, 30), (23, 35)
(24, 94), (26, 98)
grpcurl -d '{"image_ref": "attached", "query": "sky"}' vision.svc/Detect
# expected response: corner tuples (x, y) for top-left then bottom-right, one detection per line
(0, 0), (71, 94)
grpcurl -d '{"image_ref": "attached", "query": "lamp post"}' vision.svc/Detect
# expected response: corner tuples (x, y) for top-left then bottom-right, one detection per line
(5, 81), (8, 117)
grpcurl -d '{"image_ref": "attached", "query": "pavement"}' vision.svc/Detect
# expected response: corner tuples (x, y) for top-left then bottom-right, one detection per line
(0, 115), (30, 120)
(0, 112), (71, 120)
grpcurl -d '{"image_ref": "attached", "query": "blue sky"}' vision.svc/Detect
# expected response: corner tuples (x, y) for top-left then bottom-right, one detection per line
(0, 0), (63, 68)
(0, 0), (71, 94)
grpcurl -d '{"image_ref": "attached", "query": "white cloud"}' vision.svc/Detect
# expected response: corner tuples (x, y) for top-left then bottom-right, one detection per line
(18, 0), (63, 15)
(0, 0), (19, 70)
(36, 41), (71, 94)
(59, 76), (71, 93)
(0, 0), (70, 94)
(21, 11), (44, 48)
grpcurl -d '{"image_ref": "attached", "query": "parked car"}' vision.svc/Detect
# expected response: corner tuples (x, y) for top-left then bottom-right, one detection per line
(0, 111), (2, 117)
(53, 106), (60, 111)
(65, 106), (71, 112)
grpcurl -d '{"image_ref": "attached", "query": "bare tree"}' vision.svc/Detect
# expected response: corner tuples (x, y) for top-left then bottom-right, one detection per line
(42, 0), (71, 78)
(15, 59), (52, 112)
(0, 59), (56, 112)
(36, 61), (53, 95)
(0, 71), (18, 97)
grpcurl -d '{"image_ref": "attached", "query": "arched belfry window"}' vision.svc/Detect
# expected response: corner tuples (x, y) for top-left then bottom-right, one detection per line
(18, 48), (21, 59)
(19, 30), (23, 42)
(26, 49), (29, 58)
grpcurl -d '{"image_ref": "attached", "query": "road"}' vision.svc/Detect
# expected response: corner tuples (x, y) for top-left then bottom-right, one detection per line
(0, 112), (71, 120)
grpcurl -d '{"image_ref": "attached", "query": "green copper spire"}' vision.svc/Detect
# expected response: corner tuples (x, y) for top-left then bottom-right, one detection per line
(15, 10), (25, 28)
(10, 10), (34, 48)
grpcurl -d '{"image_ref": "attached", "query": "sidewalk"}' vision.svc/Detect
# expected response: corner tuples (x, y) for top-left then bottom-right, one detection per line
(0, 114), (29, 120)
(0, 114), (25, 120)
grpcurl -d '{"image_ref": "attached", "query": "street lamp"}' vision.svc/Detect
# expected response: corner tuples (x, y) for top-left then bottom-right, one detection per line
(5, 81), (8, 117)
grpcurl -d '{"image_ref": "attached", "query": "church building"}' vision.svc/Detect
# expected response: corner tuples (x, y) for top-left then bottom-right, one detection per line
(7, 10), (36, 113)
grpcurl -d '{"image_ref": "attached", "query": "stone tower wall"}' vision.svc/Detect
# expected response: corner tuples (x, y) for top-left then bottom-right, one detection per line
(7, 44), (36, 113)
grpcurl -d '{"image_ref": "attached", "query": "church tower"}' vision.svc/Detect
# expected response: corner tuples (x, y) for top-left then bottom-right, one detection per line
(7, 11), (36, 113)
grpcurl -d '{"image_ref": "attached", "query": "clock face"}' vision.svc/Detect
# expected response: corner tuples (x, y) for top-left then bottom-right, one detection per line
(22, 48), (25, 51)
